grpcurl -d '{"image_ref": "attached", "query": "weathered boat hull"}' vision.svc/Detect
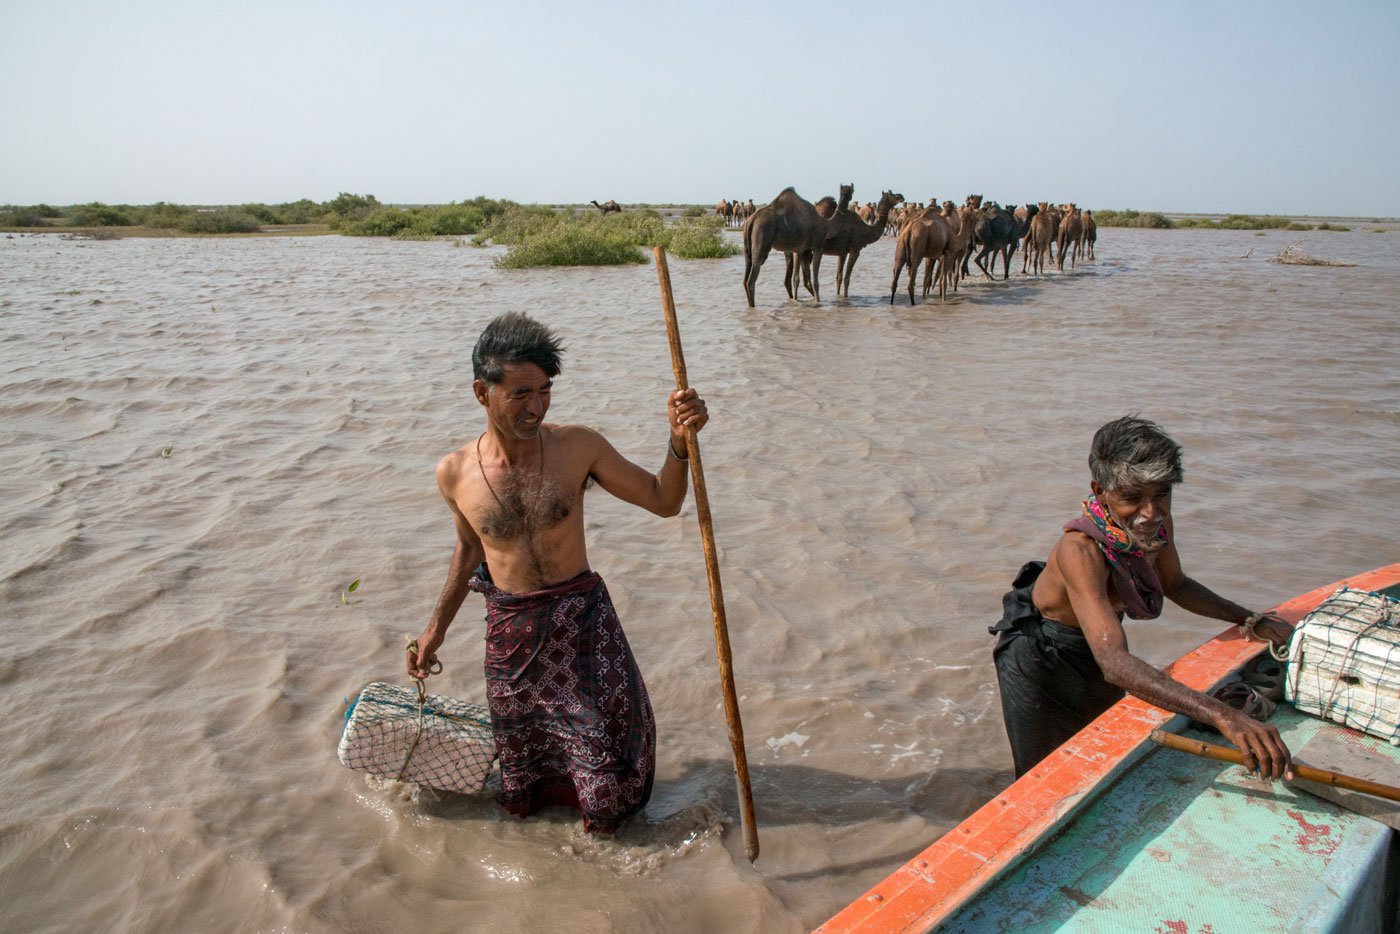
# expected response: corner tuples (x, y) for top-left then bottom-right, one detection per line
(817, 564), (1400, 933)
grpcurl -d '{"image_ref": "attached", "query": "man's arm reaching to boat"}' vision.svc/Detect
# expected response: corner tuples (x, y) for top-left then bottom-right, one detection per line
(1058, 528), (1294, 780)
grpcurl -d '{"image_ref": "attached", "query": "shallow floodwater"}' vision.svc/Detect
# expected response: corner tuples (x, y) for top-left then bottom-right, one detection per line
(1, 225), (1397, 932)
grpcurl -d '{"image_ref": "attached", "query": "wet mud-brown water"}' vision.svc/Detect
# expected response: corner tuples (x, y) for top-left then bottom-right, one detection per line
(1, 226), (1397, 932)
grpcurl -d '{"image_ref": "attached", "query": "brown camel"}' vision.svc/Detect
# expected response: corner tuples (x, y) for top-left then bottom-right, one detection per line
(786, 188), (847, 299)
(810, 188), (905, 298)
(1027, 203), (1055, 276)
(890, 208), (952, 305)
(591, 200), (622, 215)
(932, 204), (981, 298)
(743, 187), (834, 307)
(715, 199), (730, 224)
(1056, 204), (1083, 271)
(1043, 203), (1063, 265)
(1082, 209), (1097, 260)
(1018, 204), (1036, 273)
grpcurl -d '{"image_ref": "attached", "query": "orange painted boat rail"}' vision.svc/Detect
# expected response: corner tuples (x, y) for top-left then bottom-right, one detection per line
(815, 563), (1400, 934)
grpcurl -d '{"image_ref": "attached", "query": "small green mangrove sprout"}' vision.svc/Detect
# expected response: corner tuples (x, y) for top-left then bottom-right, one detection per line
(340, 578), (361, 606)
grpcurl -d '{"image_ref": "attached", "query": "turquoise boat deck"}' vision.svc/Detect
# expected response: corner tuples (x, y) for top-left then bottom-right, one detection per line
(938, 706), (1399, 932)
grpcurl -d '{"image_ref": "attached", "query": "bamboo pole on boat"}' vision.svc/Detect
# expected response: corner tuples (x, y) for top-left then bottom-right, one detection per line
(1151, 729), (1400, 803)
(653, 246), (760, 862)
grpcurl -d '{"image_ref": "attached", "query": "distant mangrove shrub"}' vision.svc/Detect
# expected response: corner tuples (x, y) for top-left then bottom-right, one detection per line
(341, 208), (416, 237)
(325, 192), (383, 229)
(277, 199), (326, 224)
(1286, 222), (1315, 231)
(238, 203), (279, 224)
(583, 210), (669, 248)
(668, 216), (739, 259)
(1218, 215), (1291, 230)
(681, 206), (705, 218)
(1176, 215), (1294, 230)
(67, 202), (136, 226)
(178, 210), (263, 234)
(481, 206), (568, 245)
(0, 205), (49, 227)
(139, 202), (195, 228)
(418, 204), (487, 235)
(1093, 209), (1173, 228)
(496, 226), (646, 268)
(1316, 222), (1350, 231)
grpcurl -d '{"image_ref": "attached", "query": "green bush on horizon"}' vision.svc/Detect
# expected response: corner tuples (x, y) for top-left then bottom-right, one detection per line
(325, 192), (382, 229)
(1093, 209), (1173, 228)
(139, 202), (195, 228)
(668, 216), (739, 259)
(277, 198), (326, 224)
(66, 202), (136, 226)
(419, 204), (487, 235)
(341, 208), (415, 237)
(177, 209), (262, 234)
(481, 205), (568, 245)
(0, 205), (49, 227)
(496, 225), (647, 268)
(1316, 222), (1350, 231)
(579, 209), (670, 248)
(1218, 214), (1291, 230)
(1286, 222), (1315, 231)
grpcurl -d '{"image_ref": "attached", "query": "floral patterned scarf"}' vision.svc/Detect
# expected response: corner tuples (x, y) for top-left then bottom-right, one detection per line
(1063, 495), (1166, 619)
(1080, 495), (1168, 568)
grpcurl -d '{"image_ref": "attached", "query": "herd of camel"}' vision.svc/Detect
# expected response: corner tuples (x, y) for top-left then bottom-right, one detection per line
(724, 187), (1097, 307)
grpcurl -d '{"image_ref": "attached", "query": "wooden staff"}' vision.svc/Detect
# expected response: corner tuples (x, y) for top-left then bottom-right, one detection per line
(653, 246), (759, 862)
(1151, 729), (1400, 803)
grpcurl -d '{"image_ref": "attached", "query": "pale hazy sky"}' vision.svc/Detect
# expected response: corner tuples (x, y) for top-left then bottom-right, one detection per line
(3, 0), (1398, 216)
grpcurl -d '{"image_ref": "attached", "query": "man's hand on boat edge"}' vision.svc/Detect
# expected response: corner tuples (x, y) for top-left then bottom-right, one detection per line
(1216, 708), (1294, 781)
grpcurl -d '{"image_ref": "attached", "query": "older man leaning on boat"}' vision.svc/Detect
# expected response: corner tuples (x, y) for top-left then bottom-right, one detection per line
(991, 416), (1296, 780)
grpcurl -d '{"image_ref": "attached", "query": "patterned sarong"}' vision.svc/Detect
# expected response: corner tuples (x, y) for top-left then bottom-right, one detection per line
(469, 565), (655, 833)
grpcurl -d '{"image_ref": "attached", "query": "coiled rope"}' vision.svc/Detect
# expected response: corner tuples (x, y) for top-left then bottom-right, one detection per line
(397, 637), (443, 782)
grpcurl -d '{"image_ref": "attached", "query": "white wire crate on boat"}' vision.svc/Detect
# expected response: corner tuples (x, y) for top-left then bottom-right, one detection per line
(1285, 587), (1400, 745)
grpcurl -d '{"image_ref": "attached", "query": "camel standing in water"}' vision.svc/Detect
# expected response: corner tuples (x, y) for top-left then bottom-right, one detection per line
(591, 200), (622, 215)
(743, 187), (833, 307)
(971, 202), (1021, 280)
(811, 188), (904, 298)
(1082, 209), (1097, 260)
(1056, 204), (1083, 271)
(934, 204), (981, 298)
(890, 206), (952, 305)
(1026, 203), (1055, 276)
(715, 199), (730, 225)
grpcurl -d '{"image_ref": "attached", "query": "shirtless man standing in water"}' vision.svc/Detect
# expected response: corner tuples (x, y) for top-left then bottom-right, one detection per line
(407, 312), (707, 834)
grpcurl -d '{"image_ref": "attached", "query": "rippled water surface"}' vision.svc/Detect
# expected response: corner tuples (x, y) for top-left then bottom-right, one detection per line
(1, 226), (1397, 932)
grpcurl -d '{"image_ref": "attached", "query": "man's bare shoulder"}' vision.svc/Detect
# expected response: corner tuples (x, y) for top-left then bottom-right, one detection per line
(547, 423), (611, 456)
(436, 441), (477, 487)
(547, 422), (606, 442)
(1049, 530), (1107, 581)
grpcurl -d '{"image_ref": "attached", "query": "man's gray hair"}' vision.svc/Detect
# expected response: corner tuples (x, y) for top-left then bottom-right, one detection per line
(1089, 416), (1184, 490)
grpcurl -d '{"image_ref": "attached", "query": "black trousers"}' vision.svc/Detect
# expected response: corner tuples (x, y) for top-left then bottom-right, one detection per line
(991, 561), (1125, 778)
